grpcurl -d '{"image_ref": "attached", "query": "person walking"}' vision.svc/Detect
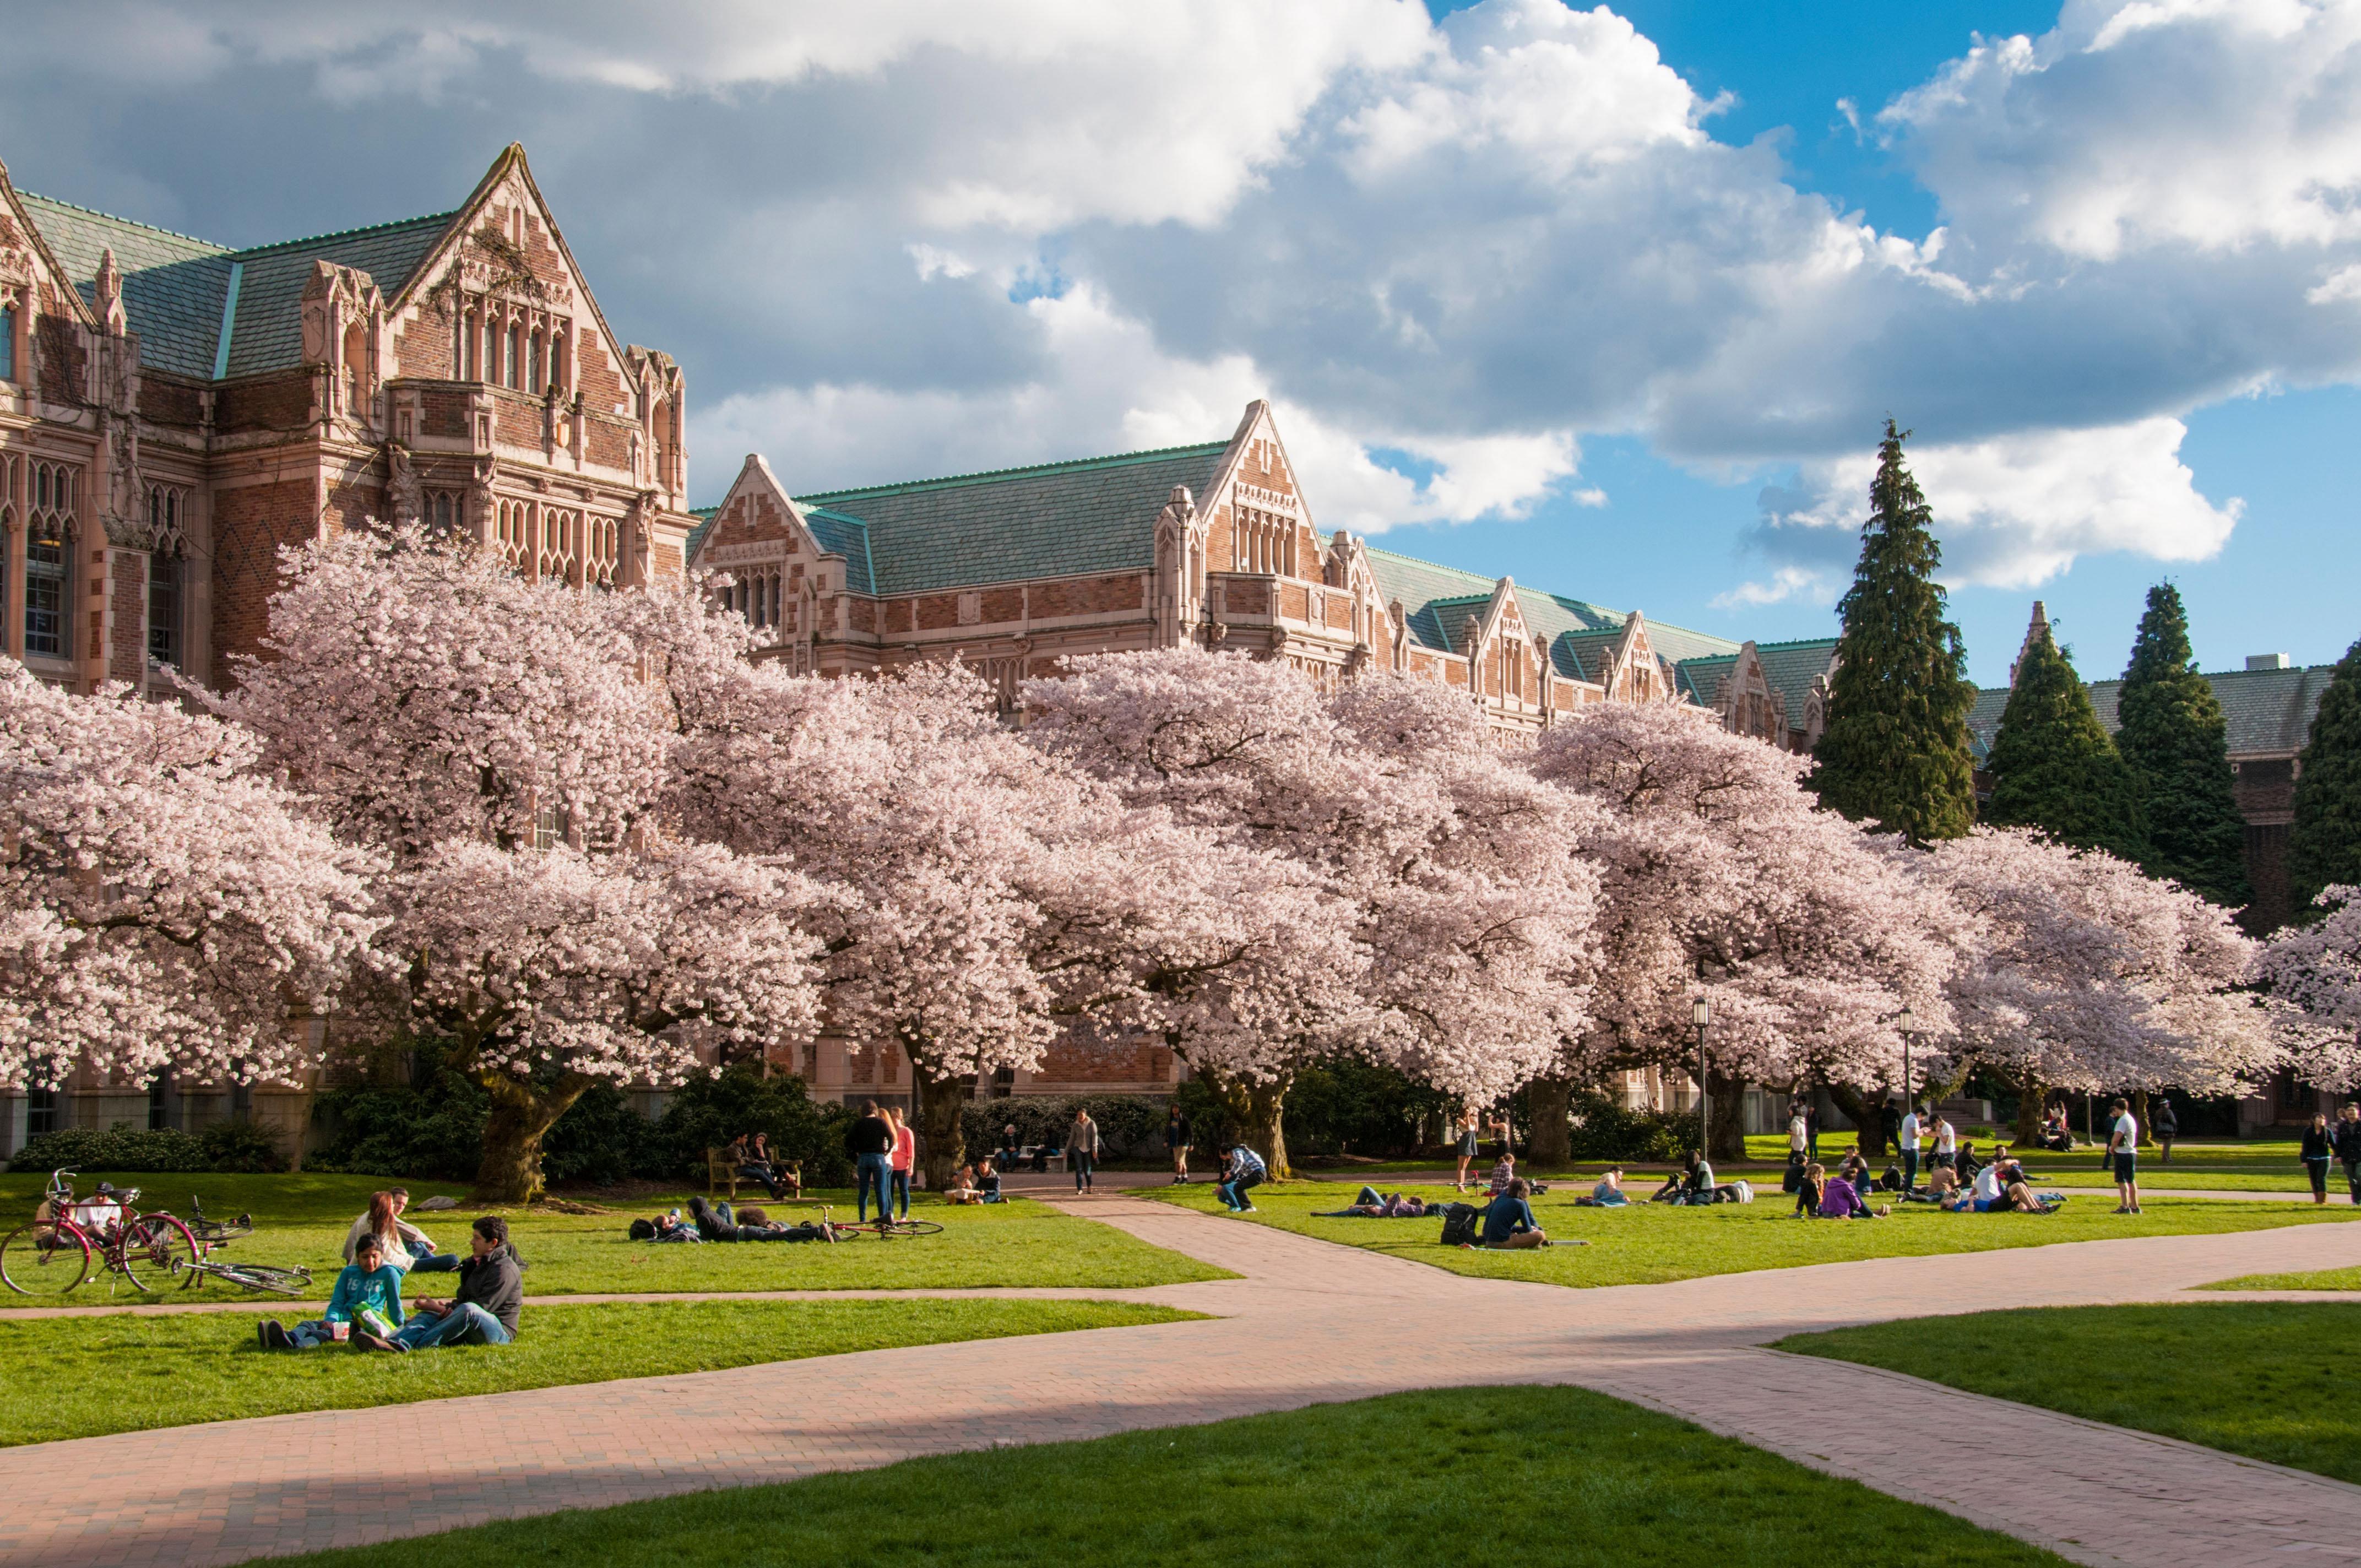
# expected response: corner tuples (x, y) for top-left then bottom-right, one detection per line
(2300, 1111), (2335, 1206)
(845, 1100), (894, 1223)
(2336, 1103), (2361, 1206)
(1165, 1104), (1193, 1184)
(1067, 1105), (1102, 1193)
(1805, 1099), (1821, 1163)
(886, 1105), (916, 1220)
(2107, 1096), (2143, 1214)
(1453, 1109), (1481, 1192)
(1877, 1099), (1901, 1161)
(1897, 1103), (1923, 1192)
(2153, 1094), (2179, 1165)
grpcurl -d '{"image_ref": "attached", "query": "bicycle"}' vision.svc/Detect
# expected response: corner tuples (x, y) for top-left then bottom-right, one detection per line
(178, 1257), (316, 1296)
(821, 1205), (943, 1240)
(1, 1171), (199, 1298)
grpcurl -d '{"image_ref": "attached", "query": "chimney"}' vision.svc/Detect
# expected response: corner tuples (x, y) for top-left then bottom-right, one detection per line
(2246, 653), (2291, 671)
(2008, 600), (2051, 687)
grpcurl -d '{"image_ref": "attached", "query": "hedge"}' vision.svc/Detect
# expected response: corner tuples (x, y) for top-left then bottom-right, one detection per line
(6, 1120), (287, 1175)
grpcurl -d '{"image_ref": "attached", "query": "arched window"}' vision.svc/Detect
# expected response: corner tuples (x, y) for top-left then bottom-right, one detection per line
(482, 317), (498, 384)
(2, 301), (18, 382)
(461, 308), (477, 381)
(528, 329), (544, 394)
(549, 330), (566, 393)
(506, 323), (523, 390)
(24, 461), (76, 659)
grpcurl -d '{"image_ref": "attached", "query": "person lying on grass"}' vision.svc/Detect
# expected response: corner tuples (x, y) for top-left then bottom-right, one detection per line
(344, 1188), (459, 1276)
(688, 1196), (842, 1242)
(1459, 1178), (1550, 1250)
(1574, 1168), (1629, 1207)
(260, 1229), (406, 1353)
(1314, 1186), (1431, 1218)
(395, 1216), (523, 1349)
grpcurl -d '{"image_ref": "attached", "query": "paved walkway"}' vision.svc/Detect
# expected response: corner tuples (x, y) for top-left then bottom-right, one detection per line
(3, 1192), (2360, 1568)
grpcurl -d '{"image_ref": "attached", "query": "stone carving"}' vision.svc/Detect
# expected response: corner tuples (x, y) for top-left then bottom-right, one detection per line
(469, 455), (500, 542)
(622, 490), (658, 586)
(386, 441), (422, 529)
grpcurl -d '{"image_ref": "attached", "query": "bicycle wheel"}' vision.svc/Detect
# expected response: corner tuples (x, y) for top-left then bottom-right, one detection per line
(121, 1214), (199, 1293)
(206, 1262), (314, 1296)
(1, 1222), (93, 1297)
(878, 1219), (945, 1238)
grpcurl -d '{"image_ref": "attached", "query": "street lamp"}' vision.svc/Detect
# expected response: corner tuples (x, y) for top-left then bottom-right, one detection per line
(1691, 995), (1712, 1156)
(1896, 1006), (1916, 1116)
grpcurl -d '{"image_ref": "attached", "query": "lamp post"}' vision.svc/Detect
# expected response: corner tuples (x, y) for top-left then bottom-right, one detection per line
(1896, 1006), (1916, 1119)
(1692, 995), (1712, 1157)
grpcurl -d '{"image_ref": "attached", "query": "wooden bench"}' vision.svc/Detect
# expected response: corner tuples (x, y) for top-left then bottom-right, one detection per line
(704, 1147), (741, 1200)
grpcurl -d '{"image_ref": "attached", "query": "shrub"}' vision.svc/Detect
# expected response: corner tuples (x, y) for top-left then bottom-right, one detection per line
(196, 1118), (289, 1173)
(9, 1123), (215, 1175)
(1284, 1061), (1453, 1159)
(644, 1065), (853, 1187)
(959, 1094), (1168, 1161)
(1564, 1090), (1699, 1163)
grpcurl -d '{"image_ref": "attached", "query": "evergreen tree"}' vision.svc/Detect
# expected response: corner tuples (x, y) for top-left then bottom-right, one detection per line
(2289, 634), (2361, 914)
(1985, 620), (2150, 862)
(2116, 583), (2249, 905)
(1811, 421), (1979, 844)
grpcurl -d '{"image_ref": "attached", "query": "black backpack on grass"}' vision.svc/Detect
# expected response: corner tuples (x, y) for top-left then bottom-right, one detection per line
(1439, 1202), (1484, 1247)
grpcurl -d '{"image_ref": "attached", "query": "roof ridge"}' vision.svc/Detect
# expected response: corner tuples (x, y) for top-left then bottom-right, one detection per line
(1752, 636), (1841, 650)
(17, 191), (232, 254)
(796, 439), (1229, 502)
(229, 209), (459, 260)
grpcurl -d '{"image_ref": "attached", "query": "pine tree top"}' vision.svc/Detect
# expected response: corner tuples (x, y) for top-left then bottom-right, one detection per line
(1986, 620), (2150, 864)
(2115, 582), (2249, 908)
(2291, 634), (2361, 913)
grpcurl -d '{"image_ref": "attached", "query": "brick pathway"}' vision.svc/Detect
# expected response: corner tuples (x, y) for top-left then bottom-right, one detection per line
(2, 1193), (2358, 1568)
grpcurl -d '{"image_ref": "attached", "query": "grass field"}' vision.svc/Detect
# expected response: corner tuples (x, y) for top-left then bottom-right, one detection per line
(1777, 1302), (2361, 1484)
(2201, 1263), (2361, 1290)
(0, 1173), (1230, 1299)
(0, 1296), (1198, 1448)
(254, 1384), (2072, 1568)
(1143, 1182), (2361, 1288)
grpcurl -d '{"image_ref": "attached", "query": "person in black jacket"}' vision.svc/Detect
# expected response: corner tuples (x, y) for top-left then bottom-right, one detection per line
(2336, 1103), (2361, 1205)
(2301, 1113), (2336, 1205)
(844, 1100), (894, 1223)
(2152, 1095), (2179, 1164)
(397, 1216), (523, 1347)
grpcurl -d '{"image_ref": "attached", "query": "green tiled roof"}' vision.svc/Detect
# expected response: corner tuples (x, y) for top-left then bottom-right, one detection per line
(18, 193), (235, 381)
(1753, 638), (1839, 723)
(683, 507), (719, 563)
(791, 442), (1228, 596)
(17, 192), (455, 381)
(801, 507), (877, 595)
(1968, 663), (2336, 763)
(221, 213), (455, 379)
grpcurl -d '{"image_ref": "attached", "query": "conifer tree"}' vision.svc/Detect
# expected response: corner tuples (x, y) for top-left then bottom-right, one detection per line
(2116, 583), (2249, 906)
(1985, 618), (2150, 862)
(1811, 421), (1979, 844)
(2289, 634), (2361, 914)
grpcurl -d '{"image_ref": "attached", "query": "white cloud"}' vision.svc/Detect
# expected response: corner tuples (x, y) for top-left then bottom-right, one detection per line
(1743, 417), (2242, 593)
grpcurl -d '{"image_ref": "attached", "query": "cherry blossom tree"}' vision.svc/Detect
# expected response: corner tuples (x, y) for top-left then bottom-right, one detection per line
(1024, 649), (1597, 1173)
(0, 662), (379, 1094)
(208, 525), (823, 1200)
(1922, 827), (2279, 1142)
(2249, 886), (2361, 1093)
(1533, 701), (1956, 1161)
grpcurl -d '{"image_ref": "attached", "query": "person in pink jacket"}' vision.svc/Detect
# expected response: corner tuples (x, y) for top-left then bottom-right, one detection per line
(886, 1105), (916, 1220)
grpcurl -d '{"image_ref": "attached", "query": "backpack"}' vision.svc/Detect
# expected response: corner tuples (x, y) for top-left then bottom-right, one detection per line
(1438, 1202), (1484, 1247)
(1880, 1164), (1903, 1191)
(1781, 1161), (1803, 1194)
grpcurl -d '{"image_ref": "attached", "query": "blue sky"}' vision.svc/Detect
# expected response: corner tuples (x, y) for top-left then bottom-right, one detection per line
(3, 1), (2355, 688)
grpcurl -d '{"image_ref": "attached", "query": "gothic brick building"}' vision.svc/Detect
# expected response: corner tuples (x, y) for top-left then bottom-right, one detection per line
(0, 144), (699, 1159)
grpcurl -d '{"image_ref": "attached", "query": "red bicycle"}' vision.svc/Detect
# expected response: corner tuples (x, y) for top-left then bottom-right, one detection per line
(0, 1170), (199, 1298)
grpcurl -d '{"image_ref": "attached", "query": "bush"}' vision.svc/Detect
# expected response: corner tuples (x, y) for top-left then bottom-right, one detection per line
(1284, 1061), (1453, 1159)
(959, 1094), (1168, 1162)
(644, 1065), (853, 1188)
(9, 1122), (217, 1175)
(309, 1071), (491, 1183)
(1564, 1090), (1699, 1163)
(196, 1119), (289, 1173)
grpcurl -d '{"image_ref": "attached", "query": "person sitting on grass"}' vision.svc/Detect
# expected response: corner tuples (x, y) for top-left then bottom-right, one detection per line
(1460, 1178), (1550, 1249)
(1908, 1163), (1961, 1205)
(1576, 1168), (1630, 1208)
(1793, 1162), (1826, 1219)
(1653, 1151), (1715, 1205)
(1816, 1170), (1888, 1219)
(395, 1217), (523, 1349)
(1215, 1144), (1267, 1212)
(943, 1164), (989, 1206)
(1485, 1151), (1518, 1195)
(263, 1230), (406, 1352)
(343, 1189), (458, 1276)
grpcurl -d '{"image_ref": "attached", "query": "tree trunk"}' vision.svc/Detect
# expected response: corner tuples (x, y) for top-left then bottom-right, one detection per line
(1827, 1083), (1883, 1158)
(2012, 1068), (2047, 1148)
(473, 1071), (593, 1204)
(1211, 1072), (1293, 1180)
(913, 1064), (970, 1193)
(1526, 1075), (1573, 1168)
(2133, 1088), (2151, 1148)
(1705, 1070), (1749, 1165)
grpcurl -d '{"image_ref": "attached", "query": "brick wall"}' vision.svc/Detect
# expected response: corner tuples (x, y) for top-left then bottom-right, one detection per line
(323, 475), (379, 533)
(36, 294), (85, 402)
(1224, 578), (1269, 616)
(1031, 574), (1145, 617)
(216, 373), (314, 434)
(419, 388), (470, 438)
(492, 393), (545, 448)
(585, 418), (632, 470)
(138, 376), (207, 427)
(393, 303), (458, 381)
(1279, 582), (1308, 620)
(108, 551), (145, 682)
(211, 480), (320, 672)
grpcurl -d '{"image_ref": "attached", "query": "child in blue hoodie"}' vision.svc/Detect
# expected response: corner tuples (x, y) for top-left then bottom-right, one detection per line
(262, 1230), (407, 1352)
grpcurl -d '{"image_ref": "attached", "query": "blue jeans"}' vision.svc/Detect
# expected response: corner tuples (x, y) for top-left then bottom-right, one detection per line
(406, 1240), (460, 1274)
(890, 1169), (911, 1220)
(1072, 1152), (1095, 1191)
(394, 1301), (512, 1349)
(1901, 1150), (1919, 1191)
(1217, 1171), (1263, 1210)
(856, 1152), (892, 1222)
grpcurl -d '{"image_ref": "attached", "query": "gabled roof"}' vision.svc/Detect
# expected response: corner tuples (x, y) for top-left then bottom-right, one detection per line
(1967, 663), (2337, 763)
(18, 189), (457, 382)
(685, 506), (720, 563)
(1363, 544), (1741, 680)
(802, 507), (877, 596)
(790, 441), (1229, 597)
(1751, 638), (1841, 724)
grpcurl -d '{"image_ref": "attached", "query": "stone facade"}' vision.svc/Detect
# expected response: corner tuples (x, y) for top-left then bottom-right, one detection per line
(0, 143), (698, 1162)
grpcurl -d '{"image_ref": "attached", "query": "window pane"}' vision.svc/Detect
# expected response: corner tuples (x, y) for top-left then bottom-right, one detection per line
(0, 305), (14, 381)
(25, 517), (67, 658)
(149, 555), (181, 667)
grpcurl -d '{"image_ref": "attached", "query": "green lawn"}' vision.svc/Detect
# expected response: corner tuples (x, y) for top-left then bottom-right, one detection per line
(1144, 1183), (2361, 1288)
(253, 1385), (2071, 1568)
(0, 1173), (1229, 1298)
(0, 1296), (1198, 1448)
(1777, 1303), (2361, 1484)
(2201, 1263), (2361, 1290)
